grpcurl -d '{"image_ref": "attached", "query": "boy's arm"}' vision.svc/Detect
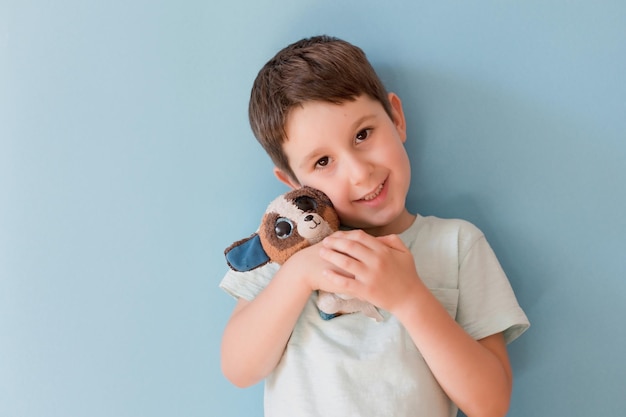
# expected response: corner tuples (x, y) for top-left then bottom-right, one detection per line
(319, 230), (513, 417)
(393, 288), (512, 417)
(220, 243), (329, 388)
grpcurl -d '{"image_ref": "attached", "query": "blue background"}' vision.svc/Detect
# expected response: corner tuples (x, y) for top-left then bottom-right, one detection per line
(1, 1), (624, 416)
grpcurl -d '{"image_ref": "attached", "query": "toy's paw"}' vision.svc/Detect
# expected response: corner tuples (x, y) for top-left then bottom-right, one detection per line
(316, 291), (383, 322)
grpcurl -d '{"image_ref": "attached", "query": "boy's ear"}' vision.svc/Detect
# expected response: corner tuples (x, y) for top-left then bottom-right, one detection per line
(273, 167), (300, 189)
(388, 92), (407, 142)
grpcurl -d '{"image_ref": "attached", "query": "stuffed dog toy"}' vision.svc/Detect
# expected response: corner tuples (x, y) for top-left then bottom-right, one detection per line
(224, 186), (383, 321)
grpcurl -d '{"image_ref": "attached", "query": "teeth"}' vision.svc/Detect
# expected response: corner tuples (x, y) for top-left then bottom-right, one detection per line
(362, 184), (383, 201)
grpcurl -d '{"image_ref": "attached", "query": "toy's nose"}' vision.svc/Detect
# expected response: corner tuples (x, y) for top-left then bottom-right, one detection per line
(304, 215), (314, 222)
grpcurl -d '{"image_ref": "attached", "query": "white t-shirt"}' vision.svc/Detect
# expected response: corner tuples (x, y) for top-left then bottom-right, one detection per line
(220, 214), (530, 417)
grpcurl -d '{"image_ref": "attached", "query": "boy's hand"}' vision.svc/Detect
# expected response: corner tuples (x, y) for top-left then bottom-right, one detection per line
(285, 241), (350, 293)
(318, 229), (424, 313)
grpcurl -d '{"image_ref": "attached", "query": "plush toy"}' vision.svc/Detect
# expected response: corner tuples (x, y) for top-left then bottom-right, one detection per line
(224, 186), (383, 321)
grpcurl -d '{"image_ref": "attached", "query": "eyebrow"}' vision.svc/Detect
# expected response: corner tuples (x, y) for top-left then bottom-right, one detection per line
(351, 114), (377, 131)
(296, 149), (324, 169)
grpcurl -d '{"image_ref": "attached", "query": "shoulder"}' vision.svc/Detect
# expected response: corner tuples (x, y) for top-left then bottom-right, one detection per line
(419, 215), (481, 234)
(406, 214), (485, 250)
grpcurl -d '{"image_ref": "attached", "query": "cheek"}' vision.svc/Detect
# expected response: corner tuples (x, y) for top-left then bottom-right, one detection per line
(301, 184), (349, 216)
(299, 177), (343, 199)
(325, 196), (352, 221)
(384, 145), (411, 176)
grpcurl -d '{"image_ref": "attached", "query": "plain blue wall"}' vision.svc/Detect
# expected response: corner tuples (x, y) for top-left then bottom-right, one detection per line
(1, 1), (624, 416)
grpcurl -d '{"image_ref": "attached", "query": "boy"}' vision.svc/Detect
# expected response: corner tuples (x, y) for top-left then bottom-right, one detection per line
(220, 35), (529, 417)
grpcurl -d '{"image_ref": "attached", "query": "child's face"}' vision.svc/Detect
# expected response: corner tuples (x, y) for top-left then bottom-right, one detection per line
(275, 93), (414, 236)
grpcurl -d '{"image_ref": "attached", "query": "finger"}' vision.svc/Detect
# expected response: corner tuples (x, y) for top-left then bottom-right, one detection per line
(376, 234), (408, 251)
(319, 246), (366, 276)
(320, 268), (362, 298)
(330, 229), (378, 247)
(323, 231), (380, 259)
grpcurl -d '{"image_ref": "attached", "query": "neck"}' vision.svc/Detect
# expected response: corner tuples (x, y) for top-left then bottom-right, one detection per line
(364, 209), (416, 236)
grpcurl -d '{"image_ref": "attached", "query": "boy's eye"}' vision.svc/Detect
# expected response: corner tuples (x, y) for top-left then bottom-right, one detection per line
(315, 157), (329, 168)
(355, 129), (371, 142)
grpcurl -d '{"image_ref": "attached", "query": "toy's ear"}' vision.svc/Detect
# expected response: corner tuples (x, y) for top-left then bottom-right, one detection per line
(224, 233), (270, 272)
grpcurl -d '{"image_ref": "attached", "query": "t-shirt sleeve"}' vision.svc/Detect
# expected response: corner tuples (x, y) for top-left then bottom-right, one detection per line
(219, 262), (280, 301)
(456, 225), (530, 344)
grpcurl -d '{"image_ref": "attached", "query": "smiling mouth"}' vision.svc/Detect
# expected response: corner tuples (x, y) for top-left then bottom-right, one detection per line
(359, 182), (384, 201)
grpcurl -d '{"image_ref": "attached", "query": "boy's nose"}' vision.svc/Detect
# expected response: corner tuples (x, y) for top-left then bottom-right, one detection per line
(346, 155), (373, 185)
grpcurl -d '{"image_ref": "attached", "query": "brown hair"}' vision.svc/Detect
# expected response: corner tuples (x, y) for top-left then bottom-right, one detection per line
(249, 35), (392, 181)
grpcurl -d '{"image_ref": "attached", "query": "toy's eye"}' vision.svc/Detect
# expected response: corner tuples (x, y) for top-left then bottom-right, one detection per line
(275, 218), (293, 239)
(294, 196), (317, 212)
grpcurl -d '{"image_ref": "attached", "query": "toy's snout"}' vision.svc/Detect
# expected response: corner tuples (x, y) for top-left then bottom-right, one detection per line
(297, 212), (333, 243)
